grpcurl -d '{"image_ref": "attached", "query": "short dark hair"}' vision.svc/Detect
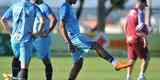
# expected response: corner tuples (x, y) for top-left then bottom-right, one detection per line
(138, 0), (148, 6)
(35, 0), (43, 4)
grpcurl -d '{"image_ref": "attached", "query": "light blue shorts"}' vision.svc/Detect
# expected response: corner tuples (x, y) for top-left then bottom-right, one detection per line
(11, 41), (32, 65)
(71, 34), (94, 63)
(32, 35), (52, 59)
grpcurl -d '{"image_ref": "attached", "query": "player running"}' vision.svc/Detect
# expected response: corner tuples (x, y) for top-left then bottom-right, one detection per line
(1, 0), (44, 80)
(59, 0), (130, 80)
(122, 0), (150, 80)
(31, 0), (57, 80)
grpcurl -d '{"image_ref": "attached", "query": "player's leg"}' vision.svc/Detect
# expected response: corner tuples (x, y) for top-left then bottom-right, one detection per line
(68, 50), (84, 80)
(91, 42), (130, 71)
(69, 58), (83, 80)
(72, 34), (130, 71)
(8, 42), (21, 80)
(41, 51), (53, 80)
(12, 57), (21, 79)
(69, 34), (94, 80)
(127, 59), (136, 80)
(92, 42), (115, 62)
(137, 48), (150, 80)
(34, 37), (53, 80)
(18, 43), (32, 80)
(137, 58), (149, 80)
(126, 44), (137, 80)
(42, 58), (53, 80)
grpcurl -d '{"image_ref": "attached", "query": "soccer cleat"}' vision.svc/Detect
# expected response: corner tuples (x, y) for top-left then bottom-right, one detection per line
(2, 73), (12, 80)
(137, 76), (146, 80)
(126, 76), (132, 80)
(114, 61), (131, 71)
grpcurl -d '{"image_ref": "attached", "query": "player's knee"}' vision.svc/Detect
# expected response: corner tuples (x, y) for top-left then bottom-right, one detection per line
(13, 56), (19, 60)
(128, 59), (135, 66)
(74, 58), (83, 65)
(146, 55), (150, 62)
(43, 59), (52, 69)
(14, 54), (20, 59)
(12, 57), (20, 64)
(45, 62), (53, 73)
(142, 58), (150, 64)
(43, 58), (50, 64)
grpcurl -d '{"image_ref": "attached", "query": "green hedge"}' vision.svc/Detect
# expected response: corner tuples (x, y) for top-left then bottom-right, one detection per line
(0, 33), (159, 56)
(0, 33), (12, 55)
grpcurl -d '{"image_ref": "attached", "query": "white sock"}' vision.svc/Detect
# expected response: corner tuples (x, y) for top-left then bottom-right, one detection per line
(139, 72), (145, 78)
(111, 58), (118, 65)
(127, 74), (131, 78)
(127, 76), (132, 80)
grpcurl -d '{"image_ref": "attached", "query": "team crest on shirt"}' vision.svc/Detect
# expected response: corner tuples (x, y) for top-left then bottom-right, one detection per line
(13, 32), (22, 42)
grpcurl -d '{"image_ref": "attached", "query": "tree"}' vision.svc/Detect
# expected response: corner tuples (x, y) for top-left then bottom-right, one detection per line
(75, 0), (127, 32)
(76, 0), (85, 20)
(145, 0), (152, 26)
(96, 0), (127, 31)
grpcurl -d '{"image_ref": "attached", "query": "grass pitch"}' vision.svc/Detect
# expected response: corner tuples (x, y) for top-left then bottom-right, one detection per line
(0, 57), (159, 80)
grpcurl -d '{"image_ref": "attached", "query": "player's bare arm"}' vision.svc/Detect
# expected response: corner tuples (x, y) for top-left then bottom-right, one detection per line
(121, 18), (127, 34)
(32, 16), (44, 36)
(42, 15), (57, 37)
(121, 20), (134, 45)
(60, 21), (68, 43)
(0, 16), (11, 34)
(60, 21), (75, 52)
(48, 15), (57, 33)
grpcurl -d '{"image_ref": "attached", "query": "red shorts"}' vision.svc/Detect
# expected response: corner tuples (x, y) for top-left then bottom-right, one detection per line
(127, 37), (149, 60)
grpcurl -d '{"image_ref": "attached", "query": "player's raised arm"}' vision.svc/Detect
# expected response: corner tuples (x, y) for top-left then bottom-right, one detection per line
(0, 7), (12, 34)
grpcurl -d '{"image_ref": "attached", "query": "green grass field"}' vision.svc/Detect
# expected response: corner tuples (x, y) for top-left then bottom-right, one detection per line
(0, 57), (159, 80)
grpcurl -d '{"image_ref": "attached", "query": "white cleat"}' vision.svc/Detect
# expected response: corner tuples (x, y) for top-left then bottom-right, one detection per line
(137, 76), (146, 80)
(126, 76), (132, 80)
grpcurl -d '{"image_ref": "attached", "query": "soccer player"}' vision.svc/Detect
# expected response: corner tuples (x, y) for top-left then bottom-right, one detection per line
(59, 0), (130, 80)
(1, 0), (44, 80)
(122, 0), (150, 80)
(31, 0), (57, 79)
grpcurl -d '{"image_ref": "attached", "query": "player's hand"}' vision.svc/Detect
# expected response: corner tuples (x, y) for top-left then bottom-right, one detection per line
(127, 36), (133, 44)
(32, 31), (43, 37)
(41, 32), (49, 37)
(136, 32), (147, 37)
(143, 37), (148, 48)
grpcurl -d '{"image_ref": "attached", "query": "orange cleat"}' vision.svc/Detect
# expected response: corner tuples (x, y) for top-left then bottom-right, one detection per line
(114, 61), (131, 71)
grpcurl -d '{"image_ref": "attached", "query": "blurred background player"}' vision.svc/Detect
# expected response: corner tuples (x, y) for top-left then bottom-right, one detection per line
(0, 0), (44, 80)
(31, 0), (57, 80)
(59, 0), (131, 80)
(122, 0), (150, 80)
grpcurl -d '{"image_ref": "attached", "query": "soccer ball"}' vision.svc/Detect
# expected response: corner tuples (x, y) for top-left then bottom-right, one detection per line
(136, 23), (148, 35)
